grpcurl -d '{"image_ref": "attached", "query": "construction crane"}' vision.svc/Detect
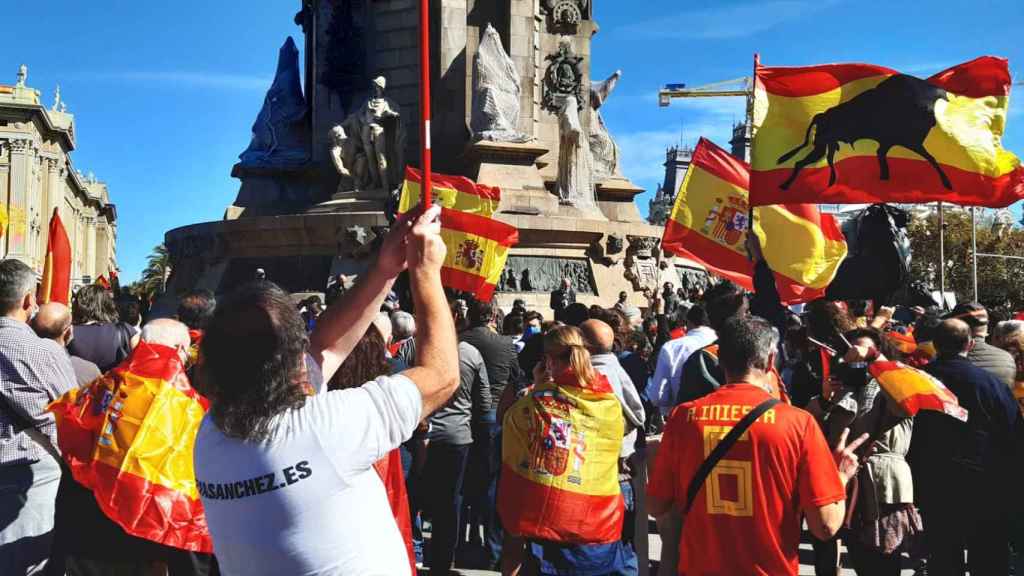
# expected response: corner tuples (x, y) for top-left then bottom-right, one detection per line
(658, 77), (756, 160)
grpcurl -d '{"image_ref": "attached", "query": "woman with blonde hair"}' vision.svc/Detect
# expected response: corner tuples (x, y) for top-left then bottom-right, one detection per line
(499, 325), (630, 576)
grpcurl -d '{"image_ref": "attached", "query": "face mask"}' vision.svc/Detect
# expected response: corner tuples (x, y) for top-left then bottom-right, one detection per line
(525, 325), (541, 338)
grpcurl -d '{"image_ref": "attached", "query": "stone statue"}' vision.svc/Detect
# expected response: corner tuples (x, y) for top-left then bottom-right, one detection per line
(589, 70), (623, 182)
(471, 24), (530, 143)
(648, 184), (673, 226)
(556, 94), (595, 207)
(542, 0), (589, 32)
(52, 85), (61, 112)
(347, 76), (404, 194)
(542, 41), (584, 114)
(15, 64), (26, 88)
(329, 124), (369, 192)
(239, 37), (310, 169)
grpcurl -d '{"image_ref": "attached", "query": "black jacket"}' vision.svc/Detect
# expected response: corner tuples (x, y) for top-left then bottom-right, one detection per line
(912, 356), (1023, 507)
(459, 326), (519, 411)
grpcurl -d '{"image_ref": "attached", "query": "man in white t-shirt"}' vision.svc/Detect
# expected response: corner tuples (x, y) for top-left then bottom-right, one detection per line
(193, 205), (459, 576)
(650, 303), (716, 417)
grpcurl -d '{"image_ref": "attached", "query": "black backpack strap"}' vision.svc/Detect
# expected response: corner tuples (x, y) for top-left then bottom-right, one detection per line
(683, 397), (780, 518)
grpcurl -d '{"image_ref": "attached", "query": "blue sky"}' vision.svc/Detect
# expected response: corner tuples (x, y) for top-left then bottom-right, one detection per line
(2, 0), (1022, 281)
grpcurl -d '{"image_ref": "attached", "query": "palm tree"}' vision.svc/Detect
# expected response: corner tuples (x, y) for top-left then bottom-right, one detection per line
(138, 244), (170, 302)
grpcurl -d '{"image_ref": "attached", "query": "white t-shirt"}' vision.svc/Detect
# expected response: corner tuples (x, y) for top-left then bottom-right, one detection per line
(193, 374), (422, 576)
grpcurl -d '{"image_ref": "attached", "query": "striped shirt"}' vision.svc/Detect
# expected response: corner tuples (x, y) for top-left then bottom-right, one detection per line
(0, 317), (76, 466)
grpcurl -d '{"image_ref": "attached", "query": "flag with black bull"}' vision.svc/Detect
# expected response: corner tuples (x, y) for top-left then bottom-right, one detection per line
(751, 56), (1023, 207)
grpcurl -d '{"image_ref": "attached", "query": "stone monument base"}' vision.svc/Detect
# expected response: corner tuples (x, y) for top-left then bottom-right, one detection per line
(467, 140), (556, 216)
(156, 206), (705, 320)
(597, 176), (646, 223)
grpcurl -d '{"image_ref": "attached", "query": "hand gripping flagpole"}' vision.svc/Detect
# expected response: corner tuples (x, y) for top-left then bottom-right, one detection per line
(419, 0), (432, 209)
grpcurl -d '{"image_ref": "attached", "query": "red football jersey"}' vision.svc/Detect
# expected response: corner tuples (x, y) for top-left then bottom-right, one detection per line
(648, 383), (844, 575)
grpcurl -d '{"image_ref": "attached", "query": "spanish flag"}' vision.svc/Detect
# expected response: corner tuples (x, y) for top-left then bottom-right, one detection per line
(869, 360), (968, 422)
(0, 203), (8, 239)
(750, 56), (1023, 207)
(49, 342), (213, 552)
(661, 137), (847, 304)
(399, 166), (500, 217)
(399, 168), (518, 301)
(38, 208), (72, 305)
(499, 369), (624, 544)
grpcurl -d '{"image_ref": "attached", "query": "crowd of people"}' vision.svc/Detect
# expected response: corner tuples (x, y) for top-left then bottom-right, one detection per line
(2, 206), (1024, 576)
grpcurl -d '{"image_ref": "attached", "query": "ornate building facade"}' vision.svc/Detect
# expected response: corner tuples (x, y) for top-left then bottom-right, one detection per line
(0, 65), (117, 286)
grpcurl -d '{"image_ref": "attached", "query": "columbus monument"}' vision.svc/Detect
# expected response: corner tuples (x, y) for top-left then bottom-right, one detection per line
(162, 0), (704, 313)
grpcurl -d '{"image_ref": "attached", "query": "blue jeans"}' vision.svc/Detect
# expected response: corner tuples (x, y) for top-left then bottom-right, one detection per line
(618, 478), (639, 576)
(0, 457), (61, 576)
(426, 442), (471, 574)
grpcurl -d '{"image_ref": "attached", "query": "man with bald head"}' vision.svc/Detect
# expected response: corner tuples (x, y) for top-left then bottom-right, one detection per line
(912, 318), (1023, 574)
(31, 302), (101, 387)
(580, 318), (646, 572)
(51, 316), (218, 575)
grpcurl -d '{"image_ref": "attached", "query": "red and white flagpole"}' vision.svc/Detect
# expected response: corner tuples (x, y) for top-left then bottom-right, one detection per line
(419, 0), (432, 209)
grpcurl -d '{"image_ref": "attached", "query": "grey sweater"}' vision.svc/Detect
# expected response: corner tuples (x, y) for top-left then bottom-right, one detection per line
(969, 341), (1016, 389)
(429, 342), (491, 445)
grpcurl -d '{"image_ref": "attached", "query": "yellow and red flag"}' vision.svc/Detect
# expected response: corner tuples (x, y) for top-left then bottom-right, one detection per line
(0, 203), (8, 239)
(49, 342), (212, 552)
(869, 360), (968, 422)
(38, 208), (72, 305)
(399, 167), (518, 301)
(750, 56), (1023, 207)
(499, 369), (624, 544)
(95, 275), (111, 290)
(661, 137), (847, 304)
(399, 166), (500, 217)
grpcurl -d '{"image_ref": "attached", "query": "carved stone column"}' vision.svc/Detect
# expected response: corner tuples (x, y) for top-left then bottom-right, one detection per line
(5, 138), (33, 263)
(85, 215), (97, 279)
(44, 157), (64, 222)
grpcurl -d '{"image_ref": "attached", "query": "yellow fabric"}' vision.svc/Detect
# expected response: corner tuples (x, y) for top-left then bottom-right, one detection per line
(78, 372), (205, 498)
(874, 367), (945, 404)
(0, 203), (7, 238)
(503, 380), (623, 497)
(398, 179), (498, 217)
(670, 162), (846, 289)
(753, 209), (848, 289)
(441, 227), (511, 285)
(752, 75), (1019, 176)
(669, 163), (749, 256)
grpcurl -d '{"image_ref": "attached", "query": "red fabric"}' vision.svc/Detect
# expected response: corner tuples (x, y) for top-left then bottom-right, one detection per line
(649, 384), (845, 575)
(373, 450), (416, 575)
(751, 155), (1024, 209)
(498, 463), (624, 543)
(38, 209), (72, 305)
(756, 62), (897, 97)
(670, 327), (687, 340)
(83, 460), (212, 552)
(388, 341), (403, 358)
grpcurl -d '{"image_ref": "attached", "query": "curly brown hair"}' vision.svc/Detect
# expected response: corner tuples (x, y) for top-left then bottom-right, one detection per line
(328, 324), (391, 391)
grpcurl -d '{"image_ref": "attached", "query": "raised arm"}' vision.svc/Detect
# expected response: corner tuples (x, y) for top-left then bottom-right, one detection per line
(310, 210), (414, 382)
(398, 206), (460, 415)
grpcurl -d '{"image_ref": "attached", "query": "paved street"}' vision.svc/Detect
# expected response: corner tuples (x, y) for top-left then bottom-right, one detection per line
(424, 520), (922, 575)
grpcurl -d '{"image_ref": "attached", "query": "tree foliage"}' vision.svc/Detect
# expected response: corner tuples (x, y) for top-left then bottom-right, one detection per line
(907, 209), (1024, 320)
(135, 244), (170, 303)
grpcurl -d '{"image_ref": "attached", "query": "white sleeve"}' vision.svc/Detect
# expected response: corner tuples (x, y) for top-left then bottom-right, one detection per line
(312, 374), (423, 476)
(651, 345), (675, 408)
